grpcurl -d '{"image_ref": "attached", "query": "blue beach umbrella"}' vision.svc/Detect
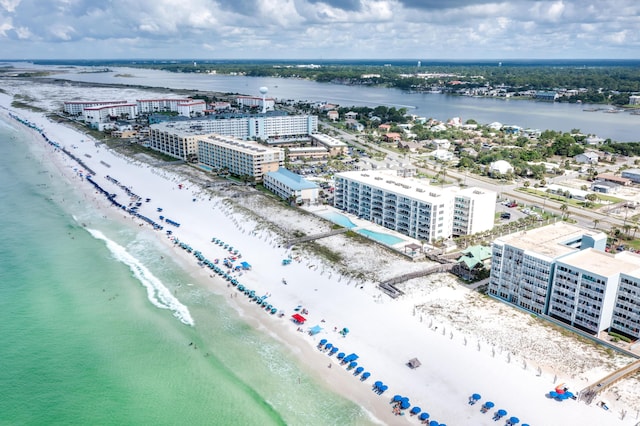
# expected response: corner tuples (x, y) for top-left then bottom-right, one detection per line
(509, 417), (520, 424)
(392, 395), (402, 402)
(497, 409), (507, 417)
(430, 422), (439, 426)
(472, 393), (481, 400)
(484, 401), (495, 409)
(379, 385), (388, 394)
(419, 412), (430, 421)
(410, 406), (421, 415)
(400, 398), (410, 409)
(374, 381), (382, 388)
(319, 339), (327, 346)
(361, 372), (370, 380)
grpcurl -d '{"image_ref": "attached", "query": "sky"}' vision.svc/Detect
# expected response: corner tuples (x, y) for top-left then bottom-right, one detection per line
(0, 0), (638, 60)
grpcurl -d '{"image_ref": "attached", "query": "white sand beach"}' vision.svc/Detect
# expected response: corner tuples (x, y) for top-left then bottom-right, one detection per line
(2, 93), (640, 425)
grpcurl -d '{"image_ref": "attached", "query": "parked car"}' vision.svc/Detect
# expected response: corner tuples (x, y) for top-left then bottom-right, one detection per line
(507, 202), (518, 208)
(500, 212), (511, 219)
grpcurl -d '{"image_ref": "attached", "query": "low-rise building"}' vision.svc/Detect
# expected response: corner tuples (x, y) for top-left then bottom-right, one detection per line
(596, 173), (632, 186)
(309, 133), (348, 156)
(621, 168), (640, 183)
(263, 168), (319, 205)
(286, 146), (328, 161)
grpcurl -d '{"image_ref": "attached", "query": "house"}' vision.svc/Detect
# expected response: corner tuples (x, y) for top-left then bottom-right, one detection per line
(345, 119), (364, 132)
(327, 110), (339, 121)
(397, 140), (423, 152)
(584, 136), (605, 145)
(345, 111), (358, 120)
(378, 123), (392, 132)
(428, 139), (451, 150)
(430, 149), (454, 162)
(535, 91), (558, 101)
(454, 245), (492, 281)
(488, 160), (513, 176)
(384, 132), (402, 142)
(574, 152), (599, 164)
(460, 147), (478, 158)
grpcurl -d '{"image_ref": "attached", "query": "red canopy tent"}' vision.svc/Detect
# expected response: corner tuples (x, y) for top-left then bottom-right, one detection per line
(292, 313), (307, 324)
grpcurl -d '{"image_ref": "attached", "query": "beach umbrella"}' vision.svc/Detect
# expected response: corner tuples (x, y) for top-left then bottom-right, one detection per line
(472, 393), (481, 400)
(361, 372), (370, 380)
(497, 409), (507, 417)
(325, 343), (333, 350)
(379, 385), (388, 393)
(337, 352), (345, 360)
(509, 417), (520, 424)
(319, 339), (327, 346)
(374, 381), (382, 388)
(400, 399), (411, 409)
(419, 412), (430, 421)
(429, 421), (439, 426)
(330, 346), (339, 354)
(484, 401), (495, 409)
(410, 406), (421, 415)
(392, 395), (402, 402)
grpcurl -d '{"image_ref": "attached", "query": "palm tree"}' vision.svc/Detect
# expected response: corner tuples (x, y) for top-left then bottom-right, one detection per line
(560, 203), (568, 220)
(593, 218), (600, 229)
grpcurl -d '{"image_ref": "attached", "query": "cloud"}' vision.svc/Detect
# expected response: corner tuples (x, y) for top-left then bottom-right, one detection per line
(0, 0), (637, 59)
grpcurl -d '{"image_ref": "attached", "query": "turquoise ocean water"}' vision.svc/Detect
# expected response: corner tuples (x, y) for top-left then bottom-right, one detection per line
(0, 115), (369, 425)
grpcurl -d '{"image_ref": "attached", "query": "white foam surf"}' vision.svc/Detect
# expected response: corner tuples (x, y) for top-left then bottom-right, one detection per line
(86, 228), (195, 326)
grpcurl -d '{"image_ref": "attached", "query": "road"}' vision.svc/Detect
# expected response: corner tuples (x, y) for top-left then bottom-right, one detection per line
(322, 122), (628, 233)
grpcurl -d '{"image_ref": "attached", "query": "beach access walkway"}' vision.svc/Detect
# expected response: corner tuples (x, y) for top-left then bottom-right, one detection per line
(378, 263), (456, 298)
(286, 228), (350, 248)
(578, 358), (640, 404)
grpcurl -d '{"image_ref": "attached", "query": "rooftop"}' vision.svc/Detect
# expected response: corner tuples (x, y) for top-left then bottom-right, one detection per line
(266, 168), (319, 191)
(559, 248), (640, 277)
(494, 222), (606, 260)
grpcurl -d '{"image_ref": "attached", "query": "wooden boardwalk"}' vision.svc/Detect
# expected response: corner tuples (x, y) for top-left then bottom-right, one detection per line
(378, 263), (456, 298)
(578, 359), (640, 404)
(286, 228), (350, 248)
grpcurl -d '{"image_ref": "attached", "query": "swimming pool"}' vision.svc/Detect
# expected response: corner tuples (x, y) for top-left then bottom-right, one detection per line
(318, 211), (357, 229)
(356, 229), (405, 245)
(199, 164), (213, 172)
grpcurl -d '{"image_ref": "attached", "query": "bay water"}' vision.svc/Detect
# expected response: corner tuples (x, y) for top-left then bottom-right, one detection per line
(0, 115), (368, 425)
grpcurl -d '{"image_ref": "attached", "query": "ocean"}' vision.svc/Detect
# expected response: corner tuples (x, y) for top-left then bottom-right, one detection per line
(0, 115), (369, 425)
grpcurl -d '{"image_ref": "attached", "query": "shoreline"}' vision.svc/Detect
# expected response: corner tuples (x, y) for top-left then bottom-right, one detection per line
(2, 98), (640, 425)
